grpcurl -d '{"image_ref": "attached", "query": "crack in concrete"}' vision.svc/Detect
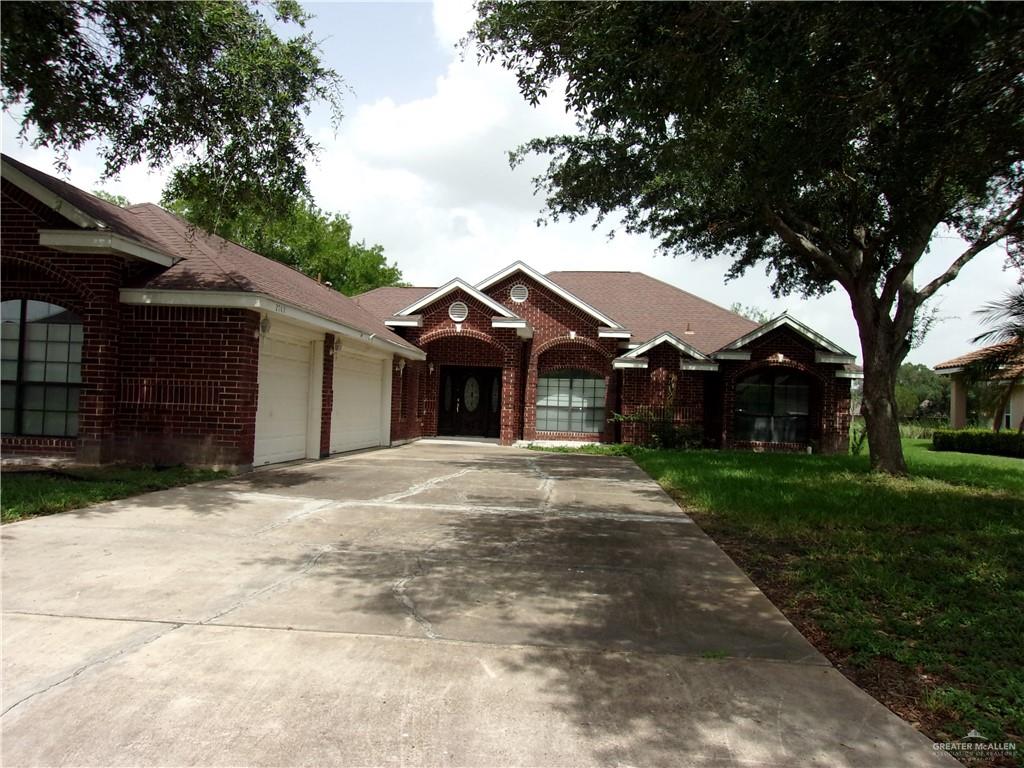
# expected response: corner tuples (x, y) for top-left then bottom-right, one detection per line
(526, 455), (555, 512)
(391, 558), (440, 640)
(374, 468), (474, 504)
(0, 622), (183, 718)
(200, 545), (335, 625)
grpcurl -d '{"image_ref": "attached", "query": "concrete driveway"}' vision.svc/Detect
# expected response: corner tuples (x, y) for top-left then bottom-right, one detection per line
(2, 441), (955, 767)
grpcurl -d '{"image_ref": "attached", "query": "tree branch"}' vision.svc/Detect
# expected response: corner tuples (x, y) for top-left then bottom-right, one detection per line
(762, 203), (853, 289)
(917, 192), (1024, 304)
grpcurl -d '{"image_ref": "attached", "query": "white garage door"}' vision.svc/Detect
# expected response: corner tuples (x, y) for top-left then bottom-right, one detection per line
(255, 334), (312, 466)
(331, 354), (385, 453)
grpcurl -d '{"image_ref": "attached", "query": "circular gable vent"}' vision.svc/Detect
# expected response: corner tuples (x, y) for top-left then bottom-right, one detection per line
(510, 284), (529, 303)
(449, 301), (469, 322)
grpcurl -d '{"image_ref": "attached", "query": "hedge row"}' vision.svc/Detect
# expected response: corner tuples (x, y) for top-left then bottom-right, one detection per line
(932, 429), (1024, 458)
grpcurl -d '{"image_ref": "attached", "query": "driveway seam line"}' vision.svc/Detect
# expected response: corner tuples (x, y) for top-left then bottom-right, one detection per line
(0, 621), (185, 718)
(3, 610), (831, 667)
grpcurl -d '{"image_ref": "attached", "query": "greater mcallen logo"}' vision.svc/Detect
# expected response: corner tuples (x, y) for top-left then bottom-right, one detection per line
(933, 729), (1017, 760)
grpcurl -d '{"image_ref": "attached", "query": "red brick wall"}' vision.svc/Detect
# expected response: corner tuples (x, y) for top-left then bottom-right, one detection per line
(2, 180), (263, 466)
(321, 335), (334, 457)
(391, 359), (426, 443)
(2, 182), (123, 462)
(114, 305), (260, 466)
(619, 344), (708, 445)
(717, 326), (851, 454)
(394, 288), (524, 444)
(486, 275), (618, 443)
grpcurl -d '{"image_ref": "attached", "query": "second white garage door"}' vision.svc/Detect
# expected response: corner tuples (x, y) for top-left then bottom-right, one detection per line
(254, 333), (311, 466)
(331, 354), (386, 453)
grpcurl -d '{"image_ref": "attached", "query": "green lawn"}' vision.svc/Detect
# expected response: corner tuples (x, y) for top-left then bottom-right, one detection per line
(535, 439), (1023, 763)
(1, 466), (227, 523)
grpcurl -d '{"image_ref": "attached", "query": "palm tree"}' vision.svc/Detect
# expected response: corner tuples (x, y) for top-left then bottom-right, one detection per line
(970, 286), (1024, 432)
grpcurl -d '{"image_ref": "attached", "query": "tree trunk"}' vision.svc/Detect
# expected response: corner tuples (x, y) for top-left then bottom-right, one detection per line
(854, 299), (910, 475)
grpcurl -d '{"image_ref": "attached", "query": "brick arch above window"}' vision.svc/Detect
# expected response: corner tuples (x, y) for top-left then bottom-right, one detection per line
(418, 326), (512, 356)
(532, 335), (614, 360)
(0, 251), (95, 309)
(725, 357), (827, 387)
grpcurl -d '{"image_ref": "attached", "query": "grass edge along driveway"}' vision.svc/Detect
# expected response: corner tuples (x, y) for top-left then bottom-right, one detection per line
(534, 439), (1023, 768)
(2, 466), (227, 524)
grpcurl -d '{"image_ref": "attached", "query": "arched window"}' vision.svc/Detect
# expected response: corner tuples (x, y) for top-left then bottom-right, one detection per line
(536, 370), (606, 433)
(735, 370), (810, 443)
(1, 300), (83, 437)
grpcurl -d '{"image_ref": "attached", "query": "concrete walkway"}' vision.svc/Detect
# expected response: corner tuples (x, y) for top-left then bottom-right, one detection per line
(2, 442), (956, 767)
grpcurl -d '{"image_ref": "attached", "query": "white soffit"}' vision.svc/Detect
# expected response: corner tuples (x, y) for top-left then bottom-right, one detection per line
(39, 229), (177, 267)
(612, 357), (649, 369)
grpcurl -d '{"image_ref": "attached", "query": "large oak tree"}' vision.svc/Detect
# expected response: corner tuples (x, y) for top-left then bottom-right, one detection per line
(472, 1), (1024, 473)
(2, 0), (342, 220)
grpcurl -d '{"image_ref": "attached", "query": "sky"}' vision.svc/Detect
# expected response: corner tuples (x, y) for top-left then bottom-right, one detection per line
(2, 0), (1017, 367)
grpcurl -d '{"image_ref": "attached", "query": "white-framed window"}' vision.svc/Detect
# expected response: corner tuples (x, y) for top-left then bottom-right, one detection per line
(536, 369), (606, 433)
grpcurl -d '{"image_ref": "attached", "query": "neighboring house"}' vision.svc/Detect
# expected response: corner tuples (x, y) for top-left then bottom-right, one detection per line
(1, 154), (423, 467)
(356, 263), (860, 453)
(934, 344), (1024, 430)
(1, 155), (860, 467)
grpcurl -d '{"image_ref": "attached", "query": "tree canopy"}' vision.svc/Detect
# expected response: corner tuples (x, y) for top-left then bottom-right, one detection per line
(165, 195), (404, 297)
(2, 0), (342, 220)
(472, 1), (1024, 473)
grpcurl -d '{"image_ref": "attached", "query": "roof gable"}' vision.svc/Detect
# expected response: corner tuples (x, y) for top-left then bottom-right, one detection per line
(620, 332), (710, 361)
(394, 278), (520, 319)
(717, 314), (853, 357)
(477, 261), (625, 329)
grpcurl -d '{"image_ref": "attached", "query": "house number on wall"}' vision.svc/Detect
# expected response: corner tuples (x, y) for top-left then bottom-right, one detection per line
(464, 377), (480, 412)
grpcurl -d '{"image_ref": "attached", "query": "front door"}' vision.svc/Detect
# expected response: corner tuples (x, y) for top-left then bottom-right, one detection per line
(438, 366), (501, 438)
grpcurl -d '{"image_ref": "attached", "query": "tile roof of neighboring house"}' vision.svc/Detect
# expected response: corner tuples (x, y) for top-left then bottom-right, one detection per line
(546, 271), (759, 354)
(934, 343), (1024, 378)
(354, 286), (436, 320)
(2, 155), (417, 353)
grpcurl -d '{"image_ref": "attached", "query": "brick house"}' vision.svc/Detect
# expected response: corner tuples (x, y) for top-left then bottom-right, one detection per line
(356, 263), (860, 453)
(1, 154), (859, 467)
(1, 154), (423, 467)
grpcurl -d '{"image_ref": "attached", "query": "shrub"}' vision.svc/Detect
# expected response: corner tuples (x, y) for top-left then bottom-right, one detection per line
(850, 424), (868, 456)
(932, 429), (1024, 458)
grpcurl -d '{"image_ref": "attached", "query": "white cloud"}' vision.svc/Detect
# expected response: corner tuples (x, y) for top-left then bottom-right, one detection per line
(431, 0), (477, 50)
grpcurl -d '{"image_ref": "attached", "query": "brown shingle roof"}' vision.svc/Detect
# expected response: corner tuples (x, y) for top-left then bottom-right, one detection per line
(354, 286), (436, 320)
(125, 204), (418, 352)
(3, 154), (174, 257)
(546, 271), (759, 354)
(2, 155), (418, 354)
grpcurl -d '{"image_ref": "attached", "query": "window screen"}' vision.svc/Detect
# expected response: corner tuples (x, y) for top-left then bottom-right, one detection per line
(734, 370), (810, 443)
(536, 370), (606, 433)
